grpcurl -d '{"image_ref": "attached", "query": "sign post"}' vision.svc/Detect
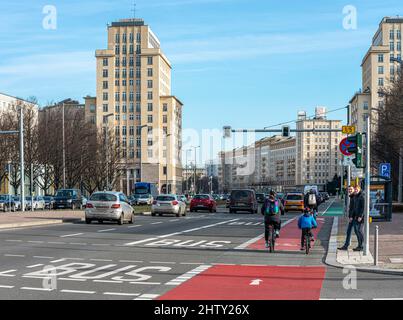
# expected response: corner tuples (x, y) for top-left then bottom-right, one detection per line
(379, 163), (391, 179)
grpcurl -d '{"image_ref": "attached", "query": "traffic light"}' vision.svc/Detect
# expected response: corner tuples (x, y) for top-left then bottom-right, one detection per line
(346, 133), (363, 168)
(282, 126), (290, 137)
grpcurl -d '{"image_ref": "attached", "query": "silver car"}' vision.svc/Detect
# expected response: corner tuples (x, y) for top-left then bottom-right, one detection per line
(151, 194), (187, 217)
(85, 191), (134, 225)
(137, 194), (153, 205)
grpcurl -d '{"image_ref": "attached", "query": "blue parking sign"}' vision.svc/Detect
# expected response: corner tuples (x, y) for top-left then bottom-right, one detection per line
(379, 163), (391, 179)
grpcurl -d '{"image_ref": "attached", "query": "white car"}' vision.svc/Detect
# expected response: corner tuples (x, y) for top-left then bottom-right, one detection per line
(151, 194), (187, 217)
(85, 191), (134, 225)
(136, 194), (153, 205)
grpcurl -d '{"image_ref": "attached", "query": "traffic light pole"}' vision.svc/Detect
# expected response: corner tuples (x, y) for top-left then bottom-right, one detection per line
(364, 116), (371, 256)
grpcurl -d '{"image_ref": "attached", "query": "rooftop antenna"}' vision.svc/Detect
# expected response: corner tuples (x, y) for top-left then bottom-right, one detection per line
(131, 0), (137, 20)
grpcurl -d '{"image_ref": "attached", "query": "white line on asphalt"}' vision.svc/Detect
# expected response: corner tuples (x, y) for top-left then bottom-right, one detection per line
(234, 217), (296, 250)
(64, 257), (85, 261)
(165, 265), (211, 286)
(180, 262), (205, 265)
(124, 238), (158, 246)
(129, 282), (161, 285)
(69, 243), (87, 246)
(169, 219), (179, 222)
(61, 289), (95, 294)
(98, 229), (116, 233)
(60, 233), (84, 238)
(320, 198), (336, 216)
(59, 278), (86, 282)
(128, 225), (142, 228)
(28, 241), (44, 244)
(134, 293), (159, 300)
(0, 285), (14, 289)
(90, 259), (113, 262)
(26, 264), (44, 269)
(5, 240), (22, 242)
(119, 260), (143, 263)
(50, 259), (66, 263)
(33, 256), (54, 259)
(21, 287), (54, 292)
(103, 292), (140, 297)
(91, 243), (110, 246)
(149, 261), (176, 265)
(94, 280), (123, 284)
(373, 298), (403, 300)
(4, 254), (25, 257)
(47, 242), (66, 245)
(0, 270), (17, 277)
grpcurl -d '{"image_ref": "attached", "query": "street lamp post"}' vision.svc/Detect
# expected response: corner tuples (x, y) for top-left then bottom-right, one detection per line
(138, 124), (148, 183)
(62, 103), (66, 189)
(191, 146), (200, 194)
(185, 149), (192, 194)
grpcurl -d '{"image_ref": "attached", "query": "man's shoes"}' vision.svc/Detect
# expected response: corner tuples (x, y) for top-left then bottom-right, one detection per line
(338, 246), (348, 251)
(265, 242), (269, 248)
(275, 231), (280, 238)
(300, 247), (305, 251)
(353, 247), (363, 252)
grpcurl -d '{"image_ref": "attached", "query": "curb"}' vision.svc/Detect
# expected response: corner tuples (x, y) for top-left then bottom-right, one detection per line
(324, 216), (403, 275)
(0, 219), (64, 230)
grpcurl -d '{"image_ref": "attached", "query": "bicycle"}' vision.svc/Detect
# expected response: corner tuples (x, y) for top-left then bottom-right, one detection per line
(267, 224), (276, 253)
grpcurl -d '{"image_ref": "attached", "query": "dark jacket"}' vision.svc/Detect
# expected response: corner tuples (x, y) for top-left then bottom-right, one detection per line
(350, 192), (365, 222)
(348, 194), (356, 218)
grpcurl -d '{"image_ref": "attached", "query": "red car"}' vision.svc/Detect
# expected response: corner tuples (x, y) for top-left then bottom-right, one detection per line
(190, 194), (217, 213)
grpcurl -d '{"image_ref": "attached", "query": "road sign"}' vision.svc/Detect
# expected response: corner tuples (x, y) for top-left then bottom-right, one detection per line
(342, 126), (356, 134)
(379, 163), (391, 179)
(339, 138), (355, 156)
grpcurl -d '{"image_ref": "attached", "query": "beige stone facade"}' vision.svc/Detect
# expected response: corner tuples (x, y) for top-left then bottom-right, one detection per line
(86, 19), (183, 195)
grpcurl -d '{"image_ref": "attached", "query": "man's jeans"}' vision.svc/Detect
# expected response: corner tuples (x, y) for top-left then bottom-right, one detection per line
(343, 219), (364, 248)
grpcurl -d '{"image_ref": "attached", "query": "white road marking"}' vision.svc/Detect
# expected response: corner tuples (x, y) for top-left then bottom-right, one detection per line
(61, 289), (95, 294)
(0, 285), (14, 289)
(59, 278), (86, 282)
(94, 280), (123, 284)
(60, 233), (84, 238)
(50, 259), (66, 263)
(26, 264), (44, 269)
(21, 287), (54, 292)
(119, 260), (143, 263)
(4, 254), (25, 258)
(48, 242), (66, 245)
(90, 259), (113, 262)
(320, 198), (336, 216)
(103, 292), (140, 297)
(91, 243), (110, 246)
(69, 243), (87, 246)
(33, 256), (54, 259)
(128, 225), (142, 228)
(149, 261), (176, 265)
(180, 262), (205, 265)
(5, 240), (22, 242)
(169, 219), (179, 222)
(151, 222), (163, 225)
(0, 270), (17, 277)
(373, 298), (403, 300)
(98, 229), (116, 233)
(124, 238), (158, 246)
(129, 281), (161, 285)
(134, 293), (160, 300)
(165, 265), (211, 286)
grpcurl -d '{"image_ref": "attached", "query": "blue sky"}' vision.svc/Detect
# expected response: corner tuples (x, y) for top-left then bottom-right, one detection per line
(1, 0), (403, 163)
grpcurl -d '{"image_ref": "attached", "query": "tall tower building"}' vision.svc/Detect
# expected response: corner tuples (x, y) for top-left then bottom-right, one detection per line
(87, 18), (183, 195)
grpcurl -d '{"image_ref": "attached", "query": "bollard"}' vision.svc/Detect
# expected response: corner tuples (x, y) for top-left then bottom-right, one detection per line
(374, 225), (379, 266)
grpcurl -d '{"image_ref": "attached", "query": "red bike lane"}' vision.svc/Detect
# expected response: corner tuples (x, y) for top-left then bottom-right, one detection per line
(246, 216), (325, 251)
(159, 265), (326, 300)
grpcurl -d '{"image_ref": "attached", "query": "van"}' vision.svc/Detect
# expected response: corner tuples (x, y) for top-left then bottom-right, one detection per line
(229, 189), (258, 214)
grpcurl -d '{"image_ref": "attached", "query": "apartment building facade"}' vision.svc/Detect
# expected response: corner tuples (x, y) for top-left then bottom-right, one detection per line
(295, 109), (343, 189)
(87, 18), (183, 195)
(351, 17), (403, 133)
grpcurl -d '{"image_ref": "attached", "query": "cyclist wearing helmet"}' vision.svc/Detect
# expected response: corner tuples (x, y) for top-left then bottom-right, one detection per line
(261, 190), (282, 248)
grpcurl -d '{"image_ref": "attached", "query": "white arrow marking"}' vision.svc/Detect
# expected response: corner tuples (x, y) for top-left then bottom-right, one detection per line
(250, 279), (262, 286)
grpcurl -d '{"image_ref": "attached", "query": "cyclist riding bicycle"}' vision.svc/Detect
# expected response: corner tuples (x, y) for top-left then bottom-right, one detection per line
(298, 208), (318, 251)
(304, 188), (319, 219)
(261, 191), (281, 248)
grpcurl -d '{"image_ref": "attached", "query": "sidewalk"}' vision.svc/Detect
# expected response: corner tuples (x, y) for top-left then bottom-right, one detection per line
(0, 210), (84, 229)
(325, 198), (403, 274)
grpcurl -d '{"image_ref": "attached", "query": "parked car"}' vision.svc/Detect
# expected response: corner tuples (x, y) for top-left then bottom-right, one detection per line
(43, 196), (55, 210)
(136, 194), (153, 205)
(190, 194), (217, 213)
(256, 193), (266, 204)
(0, 195), (18, 212)
(53, 189), (83, 210)
(151, 194), (187, 217)
(284, 192), (305, 213)
(127, 195), (137, 206)
(229, 189), (258, 214)
(85, 191), (134, 225)
(25, 196), (38, 210)
(12, 196), (26, 211)
(34, 196), (46, 210)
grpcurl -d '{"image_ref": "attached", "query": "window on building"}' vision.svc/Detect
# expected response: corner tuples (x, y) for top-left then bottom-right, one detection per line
(147, 91), (153, 100)
(390, 42), (395, 51)
(136, 137), (141, 147)
(163, 115), (167, 123)
(398, 42), (401, 51)
(378, 66), (384, 74)
(103, 92), (108, 101)
(147, 56), (153, 65)
(147, 68), (153, 77)
(103, 69), (108, 77)
(122, 126), (127, 136)
(378, 54), (384, 63)
(103, 81), (108, 89)
(136, 150), (141, 159)
(378, 78), (384, 86)
(115, 45), (120, 55)
(147, 80), (153, 88)
(103, 58), (108, 66)
(147, 103), (153, 111)
(103, 104), (108, 112)
(129, 126), (134, 136)
(148, 115), (153, 123)
(163, 103), (168, 112)
(136, 56), (141, 66)
(363, 101), (369, 110)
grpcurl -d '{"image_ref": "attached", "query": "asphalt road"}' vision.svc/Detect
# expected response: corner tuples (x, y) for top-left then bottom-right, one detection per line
(0, 201), (402, 300)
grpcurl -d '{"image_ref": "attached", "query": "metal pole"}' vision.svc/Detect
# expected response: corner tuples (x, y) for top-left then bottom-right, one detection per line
(374, 225), (379, 266)
(20, 107), (25, 212)
(62, 103), (66, 189)
(364, 116), (371, 256)
(347, 165), (351, 216)
(399, 146), (403, 203)
(105, 126), (109, 190)
(194, 147), (197, 194)
(340, 160), (344, 202)
(31, 163), (33, 212)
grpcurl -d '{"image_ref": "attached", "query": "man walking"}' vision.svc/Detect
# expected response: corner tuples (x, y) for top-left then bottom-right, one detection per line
(338, 185), (365, 251)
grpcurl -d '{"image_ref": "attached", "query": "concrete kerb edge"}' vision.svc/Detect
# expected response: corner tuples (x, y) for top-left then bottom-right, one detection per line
(0, 219), (64, 229)
(324, 216), (403, 276)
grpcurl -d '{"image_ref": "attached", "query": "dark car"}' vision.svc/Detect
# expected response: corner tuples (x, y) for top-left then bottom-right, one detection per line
(0, 195), (18, 212)
(256, 193), (266, 204)
(229, 189), (258, 214)
(43, 196), (55, 210)
(53, 189), (83, 210)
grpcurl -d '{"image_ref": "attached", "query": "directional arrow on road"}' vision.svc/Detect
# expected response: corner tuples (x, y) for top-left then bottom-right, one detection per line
(250, 279), (262, 286)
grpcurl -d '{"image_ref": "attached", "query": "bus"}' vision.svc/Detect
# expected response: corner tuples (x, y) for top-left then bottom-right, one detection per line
(134, 182), (159, 197)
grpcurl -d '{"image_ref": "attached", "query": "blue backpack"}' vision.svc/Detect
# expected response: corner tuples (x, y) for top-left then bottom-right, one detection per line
(265, 200), (279, 216)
